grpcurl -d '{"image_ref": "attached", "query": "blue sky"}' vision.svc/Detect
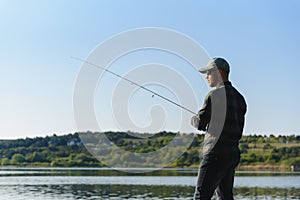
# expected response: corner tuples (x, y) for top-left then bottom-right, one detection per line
(0, 0), (299, 139)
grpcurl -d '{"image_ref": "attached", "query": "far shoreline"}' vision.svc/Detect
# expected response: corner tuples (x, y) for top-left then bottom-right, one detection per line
(0, 164), (298, 172)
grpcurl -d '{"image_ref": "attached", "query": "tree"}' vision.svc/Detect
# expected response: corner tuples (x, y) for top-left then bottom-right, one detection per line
(267, 152), (280, 163)
(26, 152), (46, 163)
(240, 143), (249, 153)
(1, 158), (10, 165)
(10, 154), (25, 164)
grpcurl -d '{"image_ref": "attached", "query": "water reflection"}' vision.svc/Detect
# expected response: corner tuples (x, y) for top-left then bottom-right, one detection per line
(1, 185), (194, 200)
(235, 187), (300, 200)
(1, 184), (300, 200)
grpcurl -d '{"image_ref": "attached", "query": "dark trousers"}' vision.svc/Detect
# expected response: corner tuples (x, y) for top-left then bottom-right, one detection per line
(194, 147), (240, 200)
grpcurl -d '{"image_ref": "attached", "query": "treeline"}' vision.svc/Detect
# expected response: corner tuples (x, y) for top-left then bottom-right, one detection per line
(0, 133), (100, 167)
(0, 132), (299, 169)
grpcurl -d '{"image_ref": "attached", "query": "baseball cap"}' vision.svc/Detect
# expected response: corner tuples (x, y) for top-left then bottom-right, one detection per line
(199, 57), (230, 74)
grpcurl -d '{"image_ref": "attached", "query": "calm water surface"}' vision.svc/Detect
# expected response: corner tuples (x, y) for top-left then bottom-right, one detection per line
(0, 168), (299, 200)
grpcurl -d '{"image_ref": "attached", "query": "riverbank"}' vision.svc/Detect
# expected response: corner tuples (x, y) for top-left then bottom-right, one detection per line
(186, 164), (297, 172)
(237, 164), (296, 171)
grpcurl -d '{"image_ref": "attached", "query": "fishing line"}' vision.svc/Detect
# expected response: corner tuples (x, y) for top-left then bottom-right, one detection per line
(71, 56), (197, 115)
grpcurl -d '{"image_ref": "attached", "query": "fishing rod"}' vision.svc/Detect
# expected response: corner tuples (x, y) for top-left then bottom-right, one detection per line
(71, 56), (197, 115)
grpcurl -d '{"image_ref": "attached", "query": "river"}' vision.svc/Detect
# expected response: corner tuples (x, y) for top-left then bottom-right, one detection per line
(0, 167), (299, 199)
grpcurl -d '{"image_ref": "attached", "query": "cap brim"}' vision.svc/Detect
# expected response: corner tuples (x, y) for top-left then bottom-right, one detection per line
(199, 65), (215, 74)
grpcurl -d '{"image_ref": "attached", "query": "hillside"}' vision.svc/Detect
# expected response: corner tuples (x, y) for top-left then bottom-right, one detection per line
(0, 132), (299, 170)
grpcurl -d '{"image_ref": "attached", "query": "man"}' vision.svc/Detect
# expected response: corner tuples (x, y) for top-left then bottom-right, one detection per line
(191, 57), (247, 200)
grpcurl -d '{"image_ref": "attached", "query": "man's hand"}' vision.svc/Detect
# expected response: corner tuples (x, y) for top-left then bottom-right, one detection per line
(191, 115), (200, 128)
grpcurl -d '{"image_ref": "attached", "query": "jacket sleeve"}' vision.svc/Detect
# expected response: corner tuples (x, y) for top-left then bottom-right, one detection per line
(197, 93), (211, 131)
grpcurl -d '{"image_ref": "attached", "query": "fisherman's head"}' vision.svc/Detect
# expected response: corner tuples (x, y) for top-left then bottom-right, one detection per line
(199, 57), (230, 87)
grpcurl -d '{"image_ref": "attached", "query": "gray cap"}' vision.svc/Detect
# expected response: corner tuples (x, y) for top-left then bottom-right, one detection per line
(199, 57), (230, 74)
